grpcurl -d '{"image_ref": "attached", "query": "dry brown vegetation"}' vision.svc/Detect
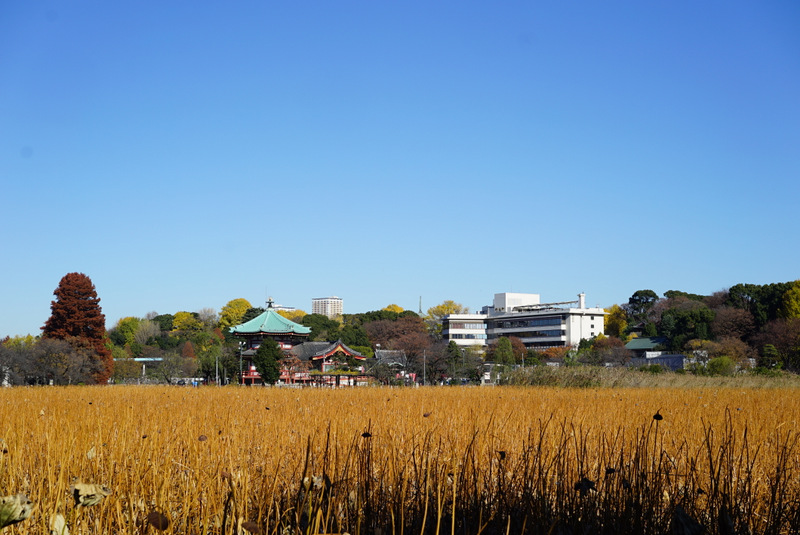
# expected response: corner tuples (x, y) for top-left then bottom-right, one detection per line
(1, 385), (799, 534)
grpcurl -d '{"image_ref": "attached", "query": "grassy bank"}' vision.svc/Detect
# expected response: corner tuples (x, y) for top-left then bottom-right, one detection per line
(503, 364), (800, 389)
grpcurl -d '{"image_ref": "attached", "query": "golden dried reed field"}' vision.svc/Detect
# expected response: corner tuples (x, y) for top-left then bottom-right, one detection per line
(0, 385), (798, 534)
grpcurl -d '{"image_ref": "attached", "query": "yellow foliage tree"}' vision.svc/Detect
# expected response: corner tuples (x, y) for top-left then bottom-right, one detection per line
(172, 311), (203, 332)
(218, 298), (252, 330)
(779, 280), (800, 319)
(604, 304), (628, 339)
(383, 304), (404, 313)
(427, 300), (469, 321)
(1, 335), (37, 349)
(114, 317), (141, 346)
(426, 300), (469, 337)
(276, 309), (307, 323)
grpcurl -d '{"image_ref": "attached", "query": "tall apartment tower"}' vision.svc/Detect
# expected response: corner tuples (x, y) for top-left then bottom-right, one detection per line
(312, 296), (343, 318)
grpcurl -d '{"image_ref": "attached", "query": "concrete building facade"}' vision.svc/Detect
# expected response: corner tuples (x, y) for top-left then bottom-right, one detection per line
(441, 314), (489, 348)
(443, 293), (606, 350)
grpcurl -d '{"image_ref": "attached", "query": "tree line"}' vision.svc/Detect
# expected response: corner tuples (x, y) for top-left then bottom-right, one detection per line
(598, 281), (800, 373)
(2, 273), (799, 384)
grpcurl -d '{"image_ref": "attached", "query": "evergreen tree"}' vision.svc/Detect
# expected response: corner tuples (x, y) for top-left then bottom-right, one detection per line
(445, 340), (463, 377)
(41, 272), (113, 383)
(759, 344), (782, 369)
(253, 337), (282, 385)
(301, 314), (341, 341)
(493, 337), (515, 365)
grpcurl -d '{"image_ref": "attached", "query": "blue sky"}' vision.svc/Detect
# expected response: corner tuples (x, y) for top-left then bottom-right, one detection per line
(2, 1), (799, 337)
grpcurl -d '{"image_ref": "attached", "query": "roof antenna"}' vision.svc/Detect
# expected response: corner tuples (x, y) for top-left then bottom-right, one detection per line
(267, 296), (274, 308)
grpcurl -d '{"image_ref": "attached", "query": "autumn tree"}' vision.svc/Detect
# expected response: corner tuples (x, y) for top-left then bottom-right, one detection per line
(172, 311), (203, 332)
(426, 300), (469, 338)
(41, 272), (113, 383)
(592, 335), (632, 365)
(279, 354), (310, 382)
(276, 309), (307, 324)
(218, 298), (253, 330)
(509, 336), (527, 364)
(604, 304), (628, 338)
(541, 346), (571, 362)
(392, 331), (434, 359)
(778, 280), (800, 319)
(383, 304), (404, 313)
(751, 318), (800, 371)
(364, 315), (427, 348)
(182, 341), (197, 359)
(711, 307), (755, 340)
(112, 317), (140, 346)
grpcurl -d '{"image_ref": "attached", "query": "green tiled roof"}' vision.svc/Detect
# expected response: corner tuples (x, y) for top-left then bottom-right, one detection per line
(230, 309), (311, 335)
(625, 336), (668, 350)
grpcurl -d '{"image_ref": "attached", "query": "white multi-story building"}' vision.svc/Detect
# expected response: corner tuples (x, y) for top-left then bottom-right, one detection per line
(443, 293), (606, 349)
(441, 314), (489, 348)
(312, 296), (343, 318)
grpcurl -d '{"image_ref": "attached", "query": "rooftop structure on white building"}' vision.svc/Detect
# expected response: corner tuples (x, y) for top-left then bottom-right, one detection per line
(312, 296), (343, 319)
(443, 292), (606, 349)
(266, 297), (296, 314)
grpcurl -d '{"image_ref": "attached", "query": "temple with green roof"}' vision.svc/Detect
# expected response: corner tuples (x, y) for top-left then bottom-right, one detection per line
(230, 300), (371, 386)
(230, 302), (312, 384)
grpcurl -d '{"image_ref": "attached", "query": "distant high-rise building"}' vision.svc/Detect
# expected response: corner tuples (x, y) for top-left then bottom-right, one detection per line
(312, 296), (343, 318)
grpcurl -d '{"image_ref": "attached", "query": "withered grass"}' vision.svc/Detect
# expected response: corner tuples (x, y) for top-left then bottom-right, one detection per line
(0, 386), (798, 534)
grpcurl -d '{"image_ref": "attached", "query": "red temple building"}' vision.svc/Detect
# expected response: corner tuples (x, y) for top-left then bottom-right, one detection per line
(230, 303), (368, 386)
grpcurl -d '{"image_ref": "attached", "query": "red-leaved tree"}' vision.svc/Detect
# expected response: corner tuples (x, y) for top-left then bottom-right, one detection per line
(42, 272), (113, 383)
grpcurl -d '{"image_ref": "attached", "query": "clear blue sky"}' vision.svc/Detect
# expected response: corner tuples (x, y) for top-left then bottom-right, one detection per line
(2, 1), (799, 337)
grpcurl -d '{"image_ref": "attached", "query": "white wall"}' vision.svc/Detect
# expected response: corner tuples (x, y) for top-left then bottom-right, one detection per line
(492, 293), (540, 312)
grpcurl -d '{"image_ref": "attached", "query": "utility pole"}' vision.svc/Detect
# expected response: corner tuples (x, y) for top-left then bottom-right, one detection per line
(423, 350), (426, 386)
